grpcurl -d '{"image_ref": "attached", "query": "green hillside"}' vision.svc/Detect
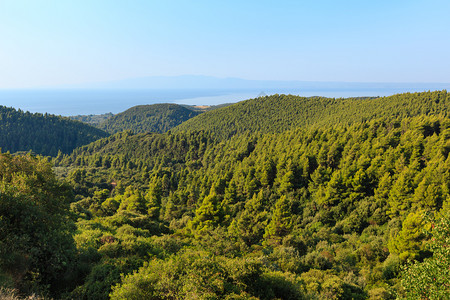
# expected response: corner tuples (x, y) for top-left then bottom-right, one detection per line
(98, 103), (201, 134)
(0, 106), (109, 156)
(4, 91), (450, 299)
(49, 91), (450, 299)
(173, 91), (450, 138)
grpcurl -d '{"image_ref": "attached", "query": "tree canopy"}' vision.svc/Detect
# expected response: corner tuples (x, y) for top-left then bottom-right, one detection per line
(3, 90), (450, 299)
(0, 106), (108, 156)
(0, 153), (76, 296)
(98, 104), (201, 134)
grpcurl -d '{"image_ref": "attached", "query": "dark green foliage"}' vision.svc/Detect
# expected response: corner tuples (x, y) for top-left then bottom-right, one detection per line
(0, 153), (76, 297)
(264, 196), (293, 246)
(71, 257), (143, 300)
(98, 104), (201, 134)
(0, 106), (108, 156)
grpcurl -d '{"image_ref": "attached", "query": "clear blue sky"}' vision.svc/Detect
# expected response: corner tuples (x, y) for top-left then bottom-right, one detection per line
(1, 0), (449, 88)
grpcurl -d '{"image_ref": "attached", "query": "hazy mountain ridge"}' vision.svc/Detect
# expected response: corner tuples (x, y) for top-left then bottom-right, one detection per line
(58, 74), (450, 91)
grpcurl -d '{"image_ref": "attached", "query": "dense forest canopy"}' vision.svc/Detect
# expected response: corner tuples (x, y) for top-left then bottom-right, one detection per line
(174, 91), (449, 138)
(0, 106), (109, 156)
(97, 104), (201, 134)
(2, 90), (450, 299)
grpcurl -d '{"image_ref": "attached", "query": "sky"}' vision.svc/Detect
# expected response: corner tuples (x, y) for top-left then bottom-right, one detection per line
(0, 0), (449, 88)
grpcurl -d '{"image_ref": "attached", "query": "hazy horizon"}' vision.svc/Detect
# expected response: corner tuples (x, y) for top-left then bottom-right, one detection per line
(2, 75), (450, 91)
(1, 1), (449, 89)
(1, 1), (449, 114)
(1, 82), (449, 116)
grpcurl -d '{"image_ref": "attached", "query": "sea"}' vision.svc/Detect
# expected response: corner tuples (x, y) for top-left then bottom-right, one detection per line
(0, 83), (449, 116)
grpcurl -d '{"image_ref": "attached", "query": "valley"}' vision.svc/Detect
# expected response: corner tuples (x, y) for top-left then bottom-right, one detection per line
(1, 91), (449, 299)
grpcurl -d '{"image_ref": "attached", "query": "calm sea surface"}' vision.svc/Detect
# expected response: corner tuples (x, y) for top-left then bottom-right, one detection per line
(0, 84), (449, 116)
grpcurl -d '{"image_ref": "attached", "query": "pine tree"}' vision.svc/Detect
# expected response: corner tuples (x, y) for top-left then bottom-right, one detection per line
(264, 195), (293, 246)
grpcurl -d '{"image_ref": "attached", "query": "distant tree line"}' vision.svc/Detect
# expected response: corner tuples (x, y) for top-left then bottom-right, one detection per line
(69, 112), (114, 127)
(0, 106), (108, 156)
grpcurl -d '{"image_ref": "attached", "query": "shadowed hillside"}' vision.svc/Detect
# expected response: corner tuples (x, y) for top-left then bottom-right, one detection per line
(0, 106), (108, 156)
(98, 103), (201, 134)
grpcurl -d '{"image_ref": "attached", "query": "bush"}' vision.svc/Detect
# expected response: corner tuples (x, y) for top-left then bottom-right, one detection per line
(400, 214), (450, 299)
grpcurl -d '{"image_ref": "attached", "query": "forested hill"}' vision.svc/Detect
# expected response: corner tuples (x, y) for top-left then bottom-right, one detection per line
(53, 114), (450, 299)
(98, 103), (201, 134)
(173, 90), (450, 138)
(0, 106), (108, 156)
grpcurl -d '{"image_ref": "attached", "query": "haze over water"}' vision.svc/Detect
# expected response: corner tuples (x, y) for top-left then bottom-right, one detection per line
(1, 83), (449, 116)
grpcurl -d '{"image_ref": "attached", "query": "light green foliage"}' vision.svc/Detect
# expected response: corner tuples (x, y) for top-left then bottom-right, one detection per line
(70, 213), (167, 299)
(118, 187), (146, 214)
(110, 250), (306, 300)
(301, 269), (365, 300)
(400, 214), (450, 299)
(0, 153), (76, 297)
(413, 174), (444, 210)
(146, 180), (162, 218)
(388, 211), (426, 261)
(188, 191), (224, 234)
(388, 168), (415, 217)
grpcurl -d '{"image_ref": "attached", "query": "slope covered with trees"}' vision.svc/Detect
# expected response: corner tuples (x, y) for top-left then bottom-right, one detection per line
(0, 153), (77, 298)
(0, 106), (109, 156)
(98, 104), (201, 134)
(51, 88), (450, 298)
(174, 91), (450, 138)
(4, 90), (450, 299)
